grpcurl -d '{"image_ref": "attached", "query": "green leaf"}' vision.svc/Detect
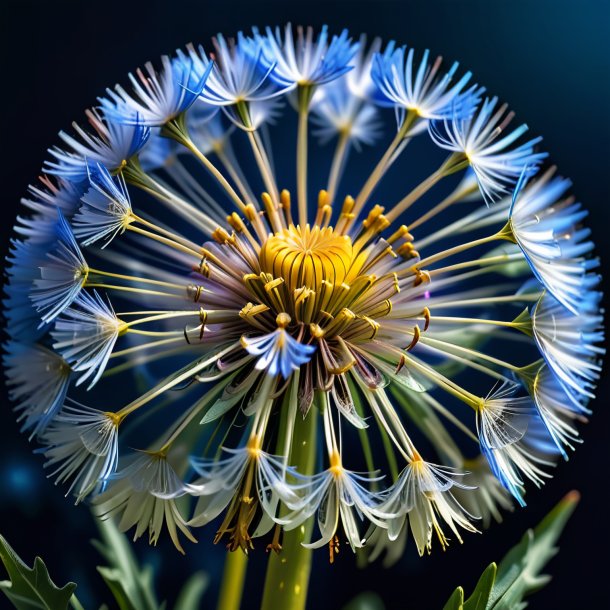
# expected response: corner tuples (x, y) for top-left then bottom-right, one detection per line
(93, 518), (162, 610)
(463, 563), (497, 610)
(174, 571), (209, 610)
(0, 535), (76, 610)
(442, 587), (464, 610)
(489, 491), (580, 609)
(200, 388), (244, 424)
(342, 591), (386, 610)
(442, 491), (580, 610)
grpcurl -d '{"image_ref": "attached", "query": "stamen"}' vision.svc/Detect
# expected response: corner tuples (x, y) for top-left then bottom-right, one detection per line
(406, 325), (421, 351)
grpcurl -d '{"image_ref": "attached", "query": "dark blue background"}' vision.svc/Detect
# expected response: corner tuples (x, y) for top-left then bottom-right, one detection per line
(1, 1), (608, 608)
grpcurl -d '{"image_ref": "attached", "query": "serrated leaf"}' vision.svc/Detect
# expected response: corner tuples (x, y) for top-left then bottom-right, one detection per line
(93, 518), (161, 610)
(463, 563), (497, 610)
(0, 535), (76, 610)
(174, 571), (208, 610)
(442, 491), (579, 610)
(489, 491), (579, 609)
(442, 586), (464, 610)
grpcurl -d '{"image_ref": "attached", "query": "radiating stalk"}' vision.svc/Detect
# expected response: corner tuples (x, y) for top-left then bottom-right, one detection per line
(260, 407), (317, 610)
(351, 110), (417, 222)
(247, 130), (280, 205)
(326, 129), (350, 204)
(217, 146), (257, 205)
(385, 169), (443, 223)
(415, 233), (502, 269)
(216, 549), (248, 610)
(163, 116), (248, 215)
(296, 85), (314, 227)
(123, 158), (218, 233)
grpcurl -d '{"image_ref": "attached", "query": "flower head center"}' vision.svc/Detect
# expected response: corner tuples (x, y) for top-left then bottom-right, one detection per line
(260, 224), (356, 295)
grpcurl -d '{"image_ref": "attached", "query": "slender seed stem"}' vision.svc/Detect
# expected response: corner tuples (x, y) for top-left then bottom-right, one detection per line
(385, 169), (443, 223)
(183, 137), (248, 213)
(88, 268), (185, 290)
(132, 215), (202, 251)
(160, 378), (231, 452)
(422, 343), (514, 385)
(409, 183), (477, 231)
(403, 353), (481, 409)
(351, 112), (415, 221)
(247, 130), (280, 206)
(297, 86), (313, 227)
(123, 309), (236, 329)
(326, 129), (350, 205)
(84, 282), (183, 298)
(428, 253), (523, 277)
(126, 224), (202, 258)
(116, 343), (237, 418)
(254, 129), (280, 195)
(426, 315), (521, 328)
(109, 336), (184, 359)
(167, 159), (227, 221)
(126, 328), (183, 337)
(124, 310), (201, 328)
(123, 160), (217, 233)
(431, 293), (540, 309)
(104, 344), (196, 377)
(415, 233), (501, 269)
(419, 335), (520, 371)
(217, 144), (258, 205)
(163, 117), (250, 215)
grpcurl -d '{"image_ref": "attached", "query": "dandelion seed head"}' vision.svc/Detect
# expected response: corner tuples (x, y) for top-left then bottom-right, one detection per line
(2, 24), (603, 559)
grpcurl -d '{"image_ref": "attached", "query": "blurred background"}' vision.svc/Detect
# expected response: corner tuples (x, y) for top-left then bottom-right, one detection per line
(0, 0), (608, 608)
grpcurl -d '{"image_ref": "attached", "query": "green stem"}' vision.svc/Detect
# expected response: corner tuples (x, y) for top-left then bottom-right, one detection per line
(216, 549), (248, 610)
(70, 595), (85, 610)
(260, 405), (317, 610)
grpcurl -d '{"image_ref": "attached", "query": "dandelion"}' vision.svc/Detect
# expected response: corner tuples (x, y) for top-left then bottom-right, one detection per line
(52, 291), (125, 389)
(476, 382), (554, 506)
(508, 168), (601, 314)
(254, 25), (358, 89)
(73, 162), (134, 247)
(3, 342), (71, 438)
(429, 96), (547, 203)
(1, 24), (603, 606)
(100, 53), (213, 127)
(30, 210), (89, 324)
(45, 109), (150, 182)
(41, 403), (120, 503)
(378, 457), (477, 556)
(94, 451), (198, 554)
(531, 291), (604, 406)
(371, 43), (479, 123)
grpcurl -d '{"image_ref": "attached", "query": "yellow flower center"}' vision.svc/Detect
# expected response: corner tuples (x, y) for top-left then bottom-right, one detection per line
(260, 224), (357, 295)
